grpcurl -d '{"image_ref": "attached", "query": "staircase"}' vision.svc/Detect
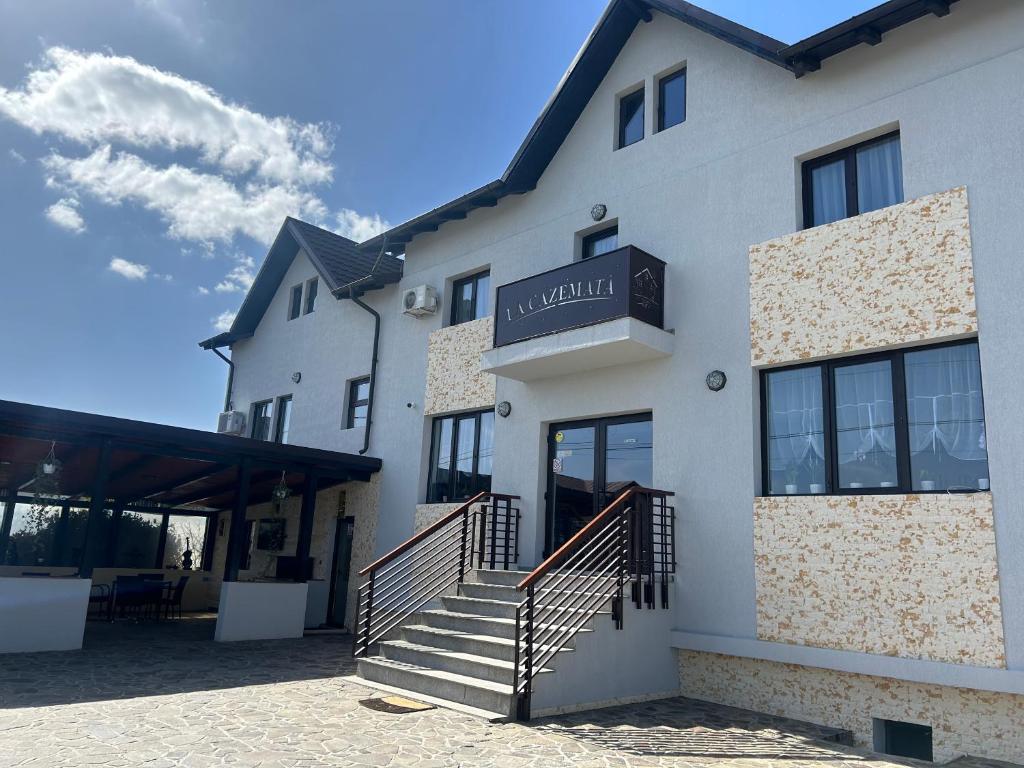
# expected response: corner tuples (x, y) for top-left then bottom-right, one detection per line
(352, 488), (675, 721)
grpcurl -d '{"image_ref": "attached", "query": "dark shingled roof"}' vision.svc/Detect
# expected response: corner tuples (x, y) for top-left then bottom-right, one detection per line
(359, 0), (958, 256)
(199, 217), (403, 349)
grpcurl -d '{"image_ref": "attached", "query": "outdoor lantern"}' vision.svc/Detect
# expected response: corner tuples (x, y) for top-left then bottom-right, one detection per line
(272, 471), (290, 503)
(706, 370), (727, 392)
(497, 401), (512, 418)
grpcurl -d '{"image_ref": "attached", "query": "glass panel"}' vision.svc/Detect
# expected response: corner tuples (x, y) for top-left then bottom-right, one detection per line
(551, 425), (596, 549)
(905, 343), (988, 491)
(584, 229), (618, 260)
(114, 511), (163, 568)
(355, 379), (370, 402)
(473, 273), (490, 320)
(453, 279), (475, 325)
(453, 415), (477, 500)
(659, 70), (686, 130)
(604, 420), (653, 506)
(834, 360), (898, 489)
(765, 367), (827, 494)
(304, 278), (318, 314)
(289, 284), (302, 320)
(350, 403), (367, 428)
(165, 515), (206, 570)
(857, 136), (903, 215)
(251, 401), (273, 441)
(275, 398), (292, 444)
(4, 504), (60, 566)
(810, 158), (847, 226)
(476, 410), (494, 493)
(427, 417), (453, 502)
(619, 89), (644, 147)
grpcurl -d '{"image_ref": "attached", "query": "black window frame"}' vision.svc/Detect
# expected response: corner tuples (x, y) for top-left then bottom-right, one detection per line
(346, 377), (370, 429)
(274, 395), (293, 444)
(449, 270), (490, 326)
(657, 68), (686, 132)
(287, 284), (303, 320)
(759, 338), (988, 497)
(617, 86), (645, 149)
(303, 278), (318, 315)
(801, 130), (902, 229)
(581, 226), (619, 261)
(251, 400), (274, 441)
(425, 408), (494, 504)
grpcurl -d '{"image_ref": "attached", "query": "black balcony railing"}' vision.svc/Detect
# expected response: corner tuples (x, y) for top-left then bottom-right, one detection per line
(493, 246), (666, 347)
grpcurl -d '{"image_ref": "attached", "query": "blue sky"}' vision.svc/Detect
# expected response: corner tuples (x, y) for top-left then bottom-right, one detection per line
(0, 0), (877, 430)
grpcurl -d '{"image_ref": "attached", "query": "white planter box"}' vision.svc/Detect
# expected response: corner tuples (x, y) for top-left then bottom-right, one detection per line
(214, 581), (308, 642)
(0, 577), (91, 653)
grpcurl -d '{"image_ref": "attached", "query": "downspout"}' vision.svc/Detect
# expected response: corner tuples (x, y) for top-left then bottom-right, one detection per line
(212, 347), (235, 412)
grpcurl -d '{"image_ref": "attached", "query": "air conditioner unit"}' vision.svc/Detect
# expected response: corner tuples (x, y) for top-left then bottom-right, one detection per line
(401, 284), (438, 317)
(217, 410), (246, 435)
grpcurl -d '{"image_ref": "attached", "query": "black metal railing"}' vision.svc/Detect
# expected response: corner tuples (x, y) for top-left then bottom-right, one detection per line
(512, 487), (674, 720)
(353, 491), (520, 658)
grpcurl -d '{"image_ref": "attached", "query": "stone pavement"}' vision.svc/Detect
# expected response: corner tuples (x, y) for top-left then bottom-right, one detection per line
(0, 616), (1012, 767)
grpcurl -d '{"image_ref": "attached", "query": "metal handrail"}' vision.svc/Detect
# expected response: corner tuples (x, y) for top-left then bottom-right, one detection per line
(354, 491), (520, 658)
(512, 487), (675, 720)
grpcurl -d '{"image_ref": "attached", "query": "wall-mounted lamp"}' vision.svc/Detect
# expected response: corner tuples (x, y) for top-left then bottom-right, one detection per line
(291, 372), (302, 384)
(705, 370), (727, 392)
(497, 401), (512, 418)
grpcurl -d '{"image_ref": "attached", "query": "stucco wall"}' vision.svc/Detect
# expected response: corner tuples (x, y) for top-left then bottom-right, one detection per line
(423, 316), (496, 415)
(754, 493), (1005, 668)
(750, 187), (976, 367)
(679, 650), (1024, 763)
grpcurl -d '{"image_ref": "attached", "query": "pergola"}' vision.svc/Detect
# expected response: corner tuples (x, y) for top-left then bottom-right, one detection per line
(0, 399), (382, 580)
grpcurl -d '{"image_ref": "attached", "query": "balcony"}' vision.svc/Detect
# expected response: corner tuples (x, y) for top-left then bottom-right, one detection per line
(480, 246), (673, 381)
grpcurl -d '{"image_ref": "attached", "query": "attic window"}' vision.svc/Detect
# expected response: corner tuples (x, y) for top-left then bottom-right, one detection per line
(288, 284), (303, 321)
(304, 278), (318, 314)
(617, 87), (644, 149)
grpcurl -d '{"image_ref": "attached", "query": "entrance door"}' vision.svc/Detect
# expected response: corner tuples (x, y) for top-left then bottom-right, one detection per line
(327, 516), (355, 627)
(545, 414), (652, 555)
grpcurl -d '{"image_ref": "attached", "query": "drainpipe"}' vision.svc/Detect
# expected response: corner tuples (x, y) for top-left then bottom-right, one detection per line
(212, 347), (235, 412)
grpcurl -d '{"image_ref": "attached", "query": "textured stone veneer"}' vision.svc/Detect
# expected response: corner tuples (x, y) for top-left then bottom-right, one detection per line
(424, 316), (496, 415)
(679, 650), (1024, 763)
(414, 502), (462, 533)
(750, 186), (976, 367)
(755, 493), (1005, 667)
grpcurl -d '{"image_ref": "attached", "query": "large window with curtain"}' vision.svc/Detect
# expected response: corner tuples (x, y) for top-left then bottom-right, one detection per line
(426, 409), (495, 503)
(802, 132), (903, 228)
(761, 340), (989, 495)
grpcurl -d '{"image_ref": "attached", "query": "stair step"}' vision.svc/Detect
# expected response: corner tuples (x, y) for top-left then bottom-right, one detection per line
(380, 640), (553, 685)
(401, 624), (578, 663)
(458, 581), (615, 603)
(419, 609), (601, 641)
(356, 657), (513, 719)
(442, 594), (613, 620)
(467, 569), (531, 587)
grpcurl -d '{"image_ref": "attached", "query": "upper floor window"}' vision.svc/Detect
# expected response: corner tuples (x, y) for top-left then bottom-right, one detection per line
(450, 270), (490, 326)
(251, 400), (274, 441)
(761, 340), (988, 496)
(426, 409), (494, 503)
(304, 278), (318, 315)
(617, 87), (644, 149)
(657, 68), (686, 131)
(346, 377), (370, 429)
(288, 284), (303, 320)
(802, 132), (903, 228)
(274, 395), (293, 444)
(582, 226), (618, 260)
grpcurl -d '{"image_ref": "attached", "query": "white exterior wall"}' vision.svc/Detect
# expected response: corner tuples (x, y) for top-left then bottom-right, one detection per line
(223, 0), (1024, 696)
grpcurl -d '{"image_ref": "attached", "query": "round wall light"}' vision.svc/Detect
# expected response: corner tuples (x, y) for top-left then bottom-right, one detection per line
(291, 372), (302, 384)
(497, 401), (512, 418)
(590, 203), (607, 222)
(706, 370), (727, 392)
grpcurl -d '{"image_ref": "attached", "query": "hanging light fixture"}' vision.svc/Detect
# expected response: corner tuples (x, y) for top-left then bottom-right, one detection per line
(33, 441), (62, 493)
(272, 471), (290, 504)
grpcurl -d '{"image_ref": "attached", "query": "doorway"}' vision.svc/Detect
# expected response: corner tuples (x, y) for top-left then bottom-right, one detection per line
(545, 413), (652, 555)
(327, 516), (355, 627)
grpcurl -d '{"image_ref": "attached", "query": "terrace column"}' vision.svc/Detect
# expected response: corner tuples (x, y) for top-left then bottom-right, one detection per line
(294, 471), (318, 581)
(79, 440), (112, 578)
(0, 490), (14, 563)
(223, 459), (252, 582)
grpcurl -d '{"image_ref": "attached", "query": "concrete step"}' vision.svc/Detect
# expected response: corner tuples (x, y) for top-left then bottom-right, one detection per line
(418, 608), (598, 641)
(467, 569), (531, 587)
(458, 581), (615, 604)
(380, 639), (553, 685)
(400, 624), (579, 663)
(442, 594), (613, 621)
(356, 657), (513, 719)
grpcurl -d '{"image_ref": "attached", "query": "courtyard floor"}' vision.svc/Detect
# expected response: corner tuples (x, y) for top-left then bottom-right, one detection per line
(0, 617), (1013, 768)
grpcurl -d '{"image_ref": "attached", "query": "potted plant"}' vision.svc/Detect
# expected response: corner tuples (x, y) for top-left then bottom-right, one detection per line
(919, 470), (936, 492)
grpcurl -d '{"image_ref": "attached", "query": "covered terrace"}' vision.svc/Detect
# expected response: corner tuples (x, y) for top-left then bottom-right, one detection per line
(0, 399), (381, 653)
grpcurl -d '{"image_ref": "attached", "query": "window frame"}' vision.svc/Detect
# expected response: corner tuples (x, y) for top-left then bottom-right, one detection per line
(801, 130), (902, 229)
(617, 86), (645, 149)
(303, 278), (318, 315)
(287, 284), (303, 320)
(274, 395), (293, 444)
(449, 270), (490, 326)
(581, 226), (619, 261)
(250, 399), (274, 441)
(657, 68), (686, 132)
(759, 338), (987, 497)
(346, 377), (370, 429)
(425, 408), (494, 503)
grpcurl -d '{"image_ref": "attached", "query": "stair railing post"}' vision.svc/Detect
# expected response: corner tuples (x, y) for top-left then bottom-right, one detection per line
(476, 499), (487, 570)
(614, 503), (626, 630)
(458, 506), (470, 583)
(518, 583), (535, 720)
(361, 570), (376, 656)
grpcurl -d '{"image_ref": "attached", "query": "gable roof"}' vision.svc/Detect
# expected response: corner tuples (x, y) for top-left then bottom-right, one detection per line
(359, 0), (957, 255)
(199, 217), (403, 349)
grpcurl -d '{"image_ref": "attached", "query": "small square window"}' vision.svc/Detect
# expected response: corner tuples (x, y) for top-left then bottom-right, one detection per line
(582, 226), (618, 260)
(618, 87), (644, 149)
(874, 719), (933, 762)
(346, 377), (370, 429)
(450, 270), (490, 326)
(288, 284), (302, 320)
(304, 278), (318, 315)
(658, 69), (686, 131)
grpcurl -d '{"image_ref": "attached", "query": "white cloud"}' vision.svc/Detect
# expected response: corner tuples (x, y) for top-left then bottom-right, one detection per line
(8, 148), (25, 164)
(213, 255), (255, 293)
(108, 257), (149, 280)
(196, 285), (209, 295)
(44, 197), (86, 234)
(213, 309), (236, 332)
(0, 47), (332, 185)
(335, 208), (390, 243)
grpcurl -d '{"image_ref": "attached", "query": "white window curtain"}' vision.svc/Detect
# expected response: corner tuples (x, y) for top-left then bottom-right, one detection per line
(834, 361), (897, 464)
(856, 136), (903, 214)
(810, 159), (846, 226)
(767, 367), (825, 467)
(905, 345), (987, 461)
